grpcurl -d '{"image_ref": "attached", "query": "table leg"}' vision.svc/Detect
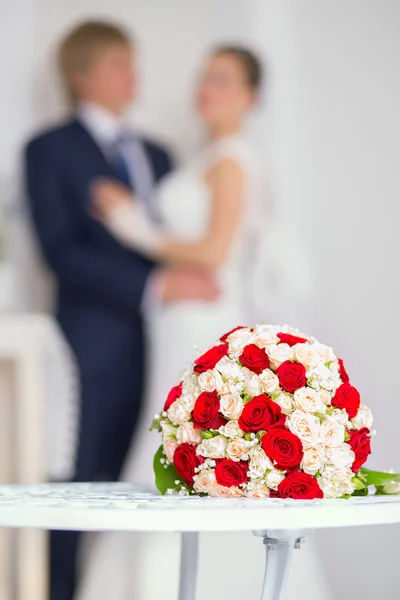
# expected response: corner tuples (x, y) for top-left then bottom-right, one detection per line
(253, 530), (308, 600)
(14, 353), (47, 600)
(0, 360), (14, 600)
(178, 532), (199, 600)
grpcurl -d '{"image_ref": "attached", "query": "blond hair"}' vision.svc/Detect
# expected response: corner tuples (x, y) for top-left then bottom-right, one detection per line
(58, 20), (132, 105)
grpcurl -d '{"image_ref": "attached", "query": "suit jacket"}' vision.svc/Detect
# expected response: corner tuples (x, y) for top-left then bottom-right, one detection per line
(25, 119), (173, 376)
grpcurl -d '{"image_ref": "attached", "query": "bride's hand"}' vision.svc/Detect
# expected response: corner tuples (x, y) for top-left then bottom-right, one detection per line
(91, 179), (134, 220)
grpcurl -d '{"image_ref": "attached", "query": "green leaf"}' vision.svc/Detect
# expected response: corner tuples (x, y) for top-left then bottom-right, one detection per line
(352, 487), (369, 497)
(153, 445), (183, 494)
(352, 476), (366, 491)
(344, 431), (351, 442)
(360, 468), (400, 487)
(149, 416), (162, 432)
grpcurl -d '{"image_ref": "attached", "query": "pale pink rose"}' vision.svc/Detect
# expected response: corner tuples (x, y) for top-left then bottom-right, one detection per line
(245, 483), (270, 498)
(198, 370), (217, 392)
(193, 469), (219, 494)
(176, 422), (202, 445)
(294, 387), (325, 414)
(268, 343), (294, 369)
(167, 399), (191, 425)
(163, 439), (178, 463)
(301, 445), (326, 475)
(254, 324), (279, 348)
(293, 343), (319, 368)
(321, 418), (345, 448)
(220, 394), (243, 420)
(259, 369), (280, 393)
(208, 484), (244, 498)
(287, 410), (321, 447)
(226, 438), (249, 461)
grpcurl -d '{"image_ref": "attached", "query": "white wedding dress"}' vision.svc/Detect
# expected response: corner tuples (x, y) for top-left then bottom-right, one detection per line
(77, 136), (331, 600)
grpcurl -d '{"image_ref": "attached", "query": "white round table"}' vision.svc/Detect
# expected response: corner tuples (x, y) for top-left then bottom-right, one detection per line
(0, 483), (400, 600)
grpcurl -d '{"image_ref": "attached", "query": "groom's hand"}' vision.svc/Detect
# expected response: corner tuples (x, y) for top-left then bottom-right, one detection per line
(158, 267), (221, 303)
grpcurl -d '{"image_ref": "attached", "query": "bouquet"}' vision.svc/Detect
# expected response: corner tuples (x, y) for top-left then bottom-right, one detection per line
(152, 325), (400, 499)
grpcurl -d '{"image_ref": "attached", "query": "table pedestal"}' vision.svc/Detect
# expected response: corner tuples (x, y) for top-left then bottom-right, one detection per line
(177, 530), (308, 600)
(254, 530), (309, 600)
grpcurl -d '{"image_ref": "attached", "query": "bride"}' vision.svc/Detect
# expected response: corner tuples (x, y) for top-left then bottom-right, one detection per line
(78, 46), (331, 600)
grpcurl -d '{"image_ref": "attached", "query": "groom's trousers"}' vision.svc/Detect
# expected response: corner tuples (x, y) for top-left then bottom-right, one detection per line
(49, 324), (146, 600)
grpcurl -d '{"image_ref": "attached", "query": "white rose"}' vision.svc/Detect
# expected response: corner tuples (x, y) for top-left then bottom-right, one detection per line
(287, 409), (321, 447)
(197, 435), (228, 459)
(198, 370), (217, 392)
(259, 369), (280, 393)
(245, 483), (270, 498)
(217, 356), (244, 381)
(351, 403), (373, 430)
(226, 438), (249, 461)
(301, 445), (326, 475)
(273, 393), (294, 416)
(220, 394), (244, 420)
(321, 418), (345, 447)
(163, 439), (178, 463)
(326, 444), (355, 470)
(313, 343), (336, 364)
(176, 422), (202, 445)
(254, 324), (279, 348)
(265, 469), (286, 490)
(294, 387), (325, 414)
(248, 445), (274, 479)
(268, 343), (294, 369)
(219, 420), (244, 439)
(227, 328), (254, 355)
(161, 422), (177, 439)
(193, 469), (218, 494)
(324, 464), (353, 485)
(244, 373), (262, 396)
(167, 399), (191, 425)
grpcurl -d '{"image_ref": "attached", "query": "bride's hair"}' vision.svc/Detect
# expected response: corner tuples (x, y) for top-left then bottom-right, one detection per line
(211, 45), (263, 91)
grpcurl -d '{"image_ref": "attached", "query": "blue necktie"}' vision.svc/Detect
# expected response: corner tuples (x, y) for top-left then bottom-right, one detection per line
(110, 138), (134, 191)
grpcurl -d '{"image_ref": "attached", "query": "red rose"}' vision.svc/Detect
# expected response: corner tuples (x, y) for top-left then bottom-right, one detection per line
(261, 427), (304, 470)
(338, 359), (350, 383)
(276, 361), (307, 393)
(240, 344), (270, 374)
(277, 332), (308, 347)
(238, 394), (284, 432)
(194, 343), (229, 374)
(220, 326), (247, 342)
(164, 383), (183, 411)
(331, 383), (360, 419)
(277, 472), (324, 499)
(173, 443), (200, 486)
(192, 391), (226, 430)
(348, 427), (371, 472)
(215, 459), (248, 487)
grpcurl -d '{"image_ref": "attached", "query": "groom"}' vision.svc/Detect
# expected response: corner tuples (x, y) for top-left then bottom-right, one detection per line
(25, 20), (218, 600)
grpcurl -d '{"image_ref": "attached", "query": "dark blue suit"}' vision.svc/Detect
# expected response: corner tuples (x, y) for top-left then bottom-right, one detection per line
(25, 119), (173, 600)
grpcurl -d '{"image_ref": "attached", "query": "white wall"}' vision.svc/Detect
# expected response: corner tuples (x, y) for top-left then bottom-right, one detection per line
(1, 1), (400, 597)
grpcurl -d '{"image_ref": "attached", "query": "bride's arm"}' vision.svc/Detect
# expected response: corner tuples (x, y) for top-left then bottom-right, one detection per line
(93, 158), (244, 269)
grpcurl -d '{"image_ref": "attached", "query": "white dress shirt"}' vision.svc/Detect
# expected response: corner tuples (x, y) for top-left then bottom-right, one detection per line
(77, 102), (155, 210)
